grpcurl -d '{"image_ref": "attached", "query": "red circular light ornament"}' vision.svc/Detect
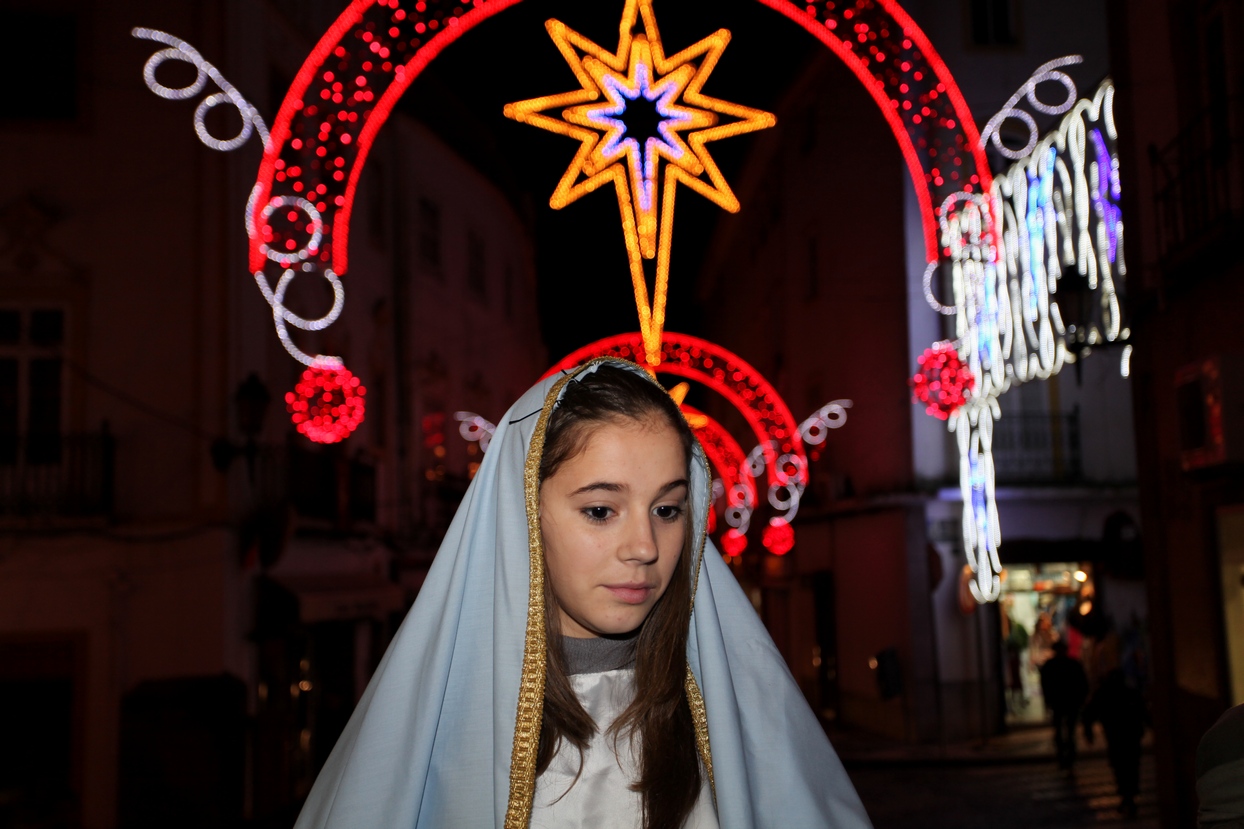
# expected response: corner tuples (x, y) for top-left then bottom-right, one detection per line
(721, 528), (748, 557)
(911, 342), (974, 420)
(286, 364), (367, 444)
(762, 519), (795, 555)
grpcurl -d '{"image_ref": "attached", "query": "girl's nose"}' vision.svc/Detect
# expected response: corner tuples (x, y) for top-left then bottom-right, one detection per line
(619, 511), (660, 563)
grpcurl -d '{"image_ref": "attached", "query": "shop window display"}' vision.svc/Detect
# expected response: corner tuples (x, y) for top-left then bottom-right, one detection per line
(1000, 563), (1095, 725)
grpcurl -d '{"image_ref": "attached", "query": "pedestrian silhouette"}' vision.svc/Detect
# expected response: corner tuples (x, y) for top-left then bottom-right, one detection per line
(1004, 611), (1030, 712)
(1083, 668), (1147, 817)
(1040, 640), (1089, 770)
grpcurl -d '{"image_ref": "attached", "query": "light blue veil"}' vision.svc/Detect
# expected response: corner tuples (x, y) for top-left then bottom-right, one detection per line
(294, 359), (873, 828)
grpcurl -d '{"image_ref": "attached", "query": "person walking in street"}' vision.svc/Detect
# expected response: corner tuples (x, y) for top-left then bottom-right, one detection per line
(1083, 668), (1148, 818)
(1029, 612), (1059, 669)
(1040, 640), (1089, 771)
(1003, 609), (1030, 714)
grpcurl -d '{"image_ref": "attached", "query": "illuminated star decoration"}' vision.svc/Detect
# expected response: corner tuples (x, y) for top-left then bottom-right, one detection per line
(668, 381), (708, 428)
(504, 0), (775, 365)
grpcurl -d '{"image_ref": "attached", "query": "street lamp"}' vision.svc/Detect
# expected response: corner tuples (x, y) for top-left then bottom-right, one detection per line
(211, 373), (271, 480)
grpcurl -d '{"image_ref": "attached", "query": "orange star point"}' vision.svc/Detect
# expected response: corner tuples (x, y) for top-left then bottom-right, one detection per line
(505, 0), (775, 365)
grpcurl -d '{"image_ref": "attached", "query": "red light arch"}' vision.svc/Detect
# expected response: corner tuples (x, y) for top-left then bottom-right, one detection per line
(545, 331), (805, 555)
(684, 404), (755, 556)
(250, 0), (992, 280)
(546, 331), (804, 457)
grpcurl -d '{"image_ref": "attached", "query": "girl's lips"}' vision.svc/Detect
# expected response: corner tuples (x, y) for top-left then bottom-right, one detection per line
(605, 585), (653, 604)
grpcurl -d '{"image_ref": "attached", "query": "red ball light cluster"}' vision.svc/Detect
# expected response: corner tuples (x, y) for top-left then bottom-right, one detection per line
(762, 519), (795, 556)
(912, 343), (974, 420)
(721, 528), (748, 557)
(286, 364), (366, 444)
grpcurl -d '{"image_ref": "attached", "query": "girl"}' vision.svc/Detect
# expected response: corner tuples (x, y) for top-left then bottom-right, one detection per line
(294, 359), (872, 828)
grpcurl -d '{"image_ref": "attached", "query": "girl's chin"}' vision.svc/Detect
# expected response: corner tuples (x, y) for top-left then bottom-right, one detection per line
(576, 612), (649, 638)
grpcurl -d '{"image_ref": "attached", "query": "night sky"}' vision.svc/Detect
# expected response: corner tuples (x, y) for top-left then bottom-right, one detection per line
(398, 0), (821, 361)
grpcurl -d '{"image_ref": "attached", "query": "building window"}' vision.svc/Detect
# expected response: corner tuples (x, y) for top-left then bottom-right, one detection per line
(967, 0), (1020, 48)
(0, 307), (65, 464)
(467, 230), (487, 301)
(418, 198), (442, 273)
(0, 11), (79, 123)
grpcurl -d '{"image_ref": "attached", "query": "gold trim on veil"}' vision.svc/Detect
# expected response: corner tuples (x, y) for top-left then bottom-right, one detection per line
(503, 359), (714, 827)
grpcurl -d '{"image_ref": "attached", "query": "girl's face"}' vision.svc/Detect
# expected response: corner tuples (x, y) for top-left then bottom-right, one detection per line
(540, 416), (688, 638)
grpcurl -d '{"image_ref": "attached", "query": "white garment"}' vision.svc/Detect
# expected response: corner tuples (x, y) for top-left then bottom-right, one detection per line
(531, 668), (719, 829)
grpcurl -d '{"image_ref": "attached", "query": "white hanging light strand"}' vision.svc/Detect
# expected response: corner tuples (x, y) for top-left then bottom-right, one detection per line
(923, 262), (958, 315)
(799, 399), (852, 445)
(990, 79), (1126, 390)
(246, 197), (345, 367)
(259, 196), (324, 267)
(931, 77), (1126, 606)
(454, 412), (497, 453)
(261, 268), (342, 368)
(724, 477), (754, 536)
(132, 27), (270, 152)
(451, 396), (850, 546)
(746, 399), (853, 527)
(980, 55), (1083, 160)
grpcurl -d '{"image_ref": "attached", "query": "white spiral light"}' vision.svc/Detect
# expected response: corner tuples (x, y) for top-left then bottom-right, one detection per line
(134, 29), (340, 370)
(745, 399), (853, 528)
(980, 55), (1083, 161)
(922, 261), (958, 316)
(454, 412), (497, 453)
(944, 77), (1127, 603)
(259, 197), (324, 267)
(133, 28), (270, 152)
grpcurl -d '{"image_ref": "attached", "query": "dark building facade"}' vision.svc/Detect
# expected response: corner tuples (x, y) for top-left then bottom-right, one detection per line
(0, 1), (545, 825)
(698, 0), (1140, 752)
(1110, 0), (1244, 825)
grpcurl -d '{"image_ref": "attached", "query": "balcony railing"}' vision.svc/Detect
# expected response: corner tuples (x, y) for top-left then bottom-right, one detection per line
(0, 429), (115, 517)
(991, 411), (1082, 485)
(1150, 99), (1244, 265)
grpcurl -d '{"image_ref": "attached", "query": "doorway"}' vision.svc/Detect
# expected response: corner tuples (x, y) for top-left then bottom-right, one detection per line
(999, 563), (1095, 725)
(0, 634), (85, 829)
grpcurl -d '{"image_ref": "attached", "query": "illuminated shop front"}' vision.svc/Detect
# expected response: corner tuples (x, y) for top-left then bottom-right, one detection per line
(999, 562), (1096, 725)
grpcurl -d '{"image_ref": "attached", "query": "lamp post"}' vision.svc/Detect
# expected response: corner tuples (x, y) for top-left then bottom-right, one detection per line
(211, 373), (271, 481)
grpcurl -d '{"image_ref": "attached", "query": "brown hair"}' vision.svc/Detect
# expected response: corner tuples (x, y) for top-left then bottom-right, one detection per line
(536, 363), (701, 829)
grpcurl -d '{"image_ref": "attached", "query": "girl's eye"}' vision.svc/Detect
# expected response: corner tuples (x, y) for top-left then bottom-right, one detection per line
(583, 506), (612, 523)
(654, 504), (684, 522)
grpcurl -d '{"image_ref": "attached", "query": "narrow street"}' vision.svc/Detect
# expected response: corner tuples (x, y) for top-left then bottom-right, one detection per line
(847, 751), (1158, 829)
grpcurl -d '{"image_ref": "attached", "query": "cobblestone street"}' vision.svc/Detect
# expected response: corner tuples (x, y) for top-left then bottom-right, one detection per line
(846, 751), (1158, 829)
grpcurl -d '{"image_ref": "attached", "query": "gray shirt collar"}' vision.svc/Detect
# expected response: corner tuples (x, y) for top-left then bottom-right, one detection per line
(562, 635), (637, 675)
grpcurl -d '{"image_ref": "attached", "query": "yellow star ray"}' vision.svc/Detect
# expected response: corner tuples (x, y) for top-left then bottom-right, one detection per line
(668, 381), (709, 429)
(503, 0), (775, 365)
